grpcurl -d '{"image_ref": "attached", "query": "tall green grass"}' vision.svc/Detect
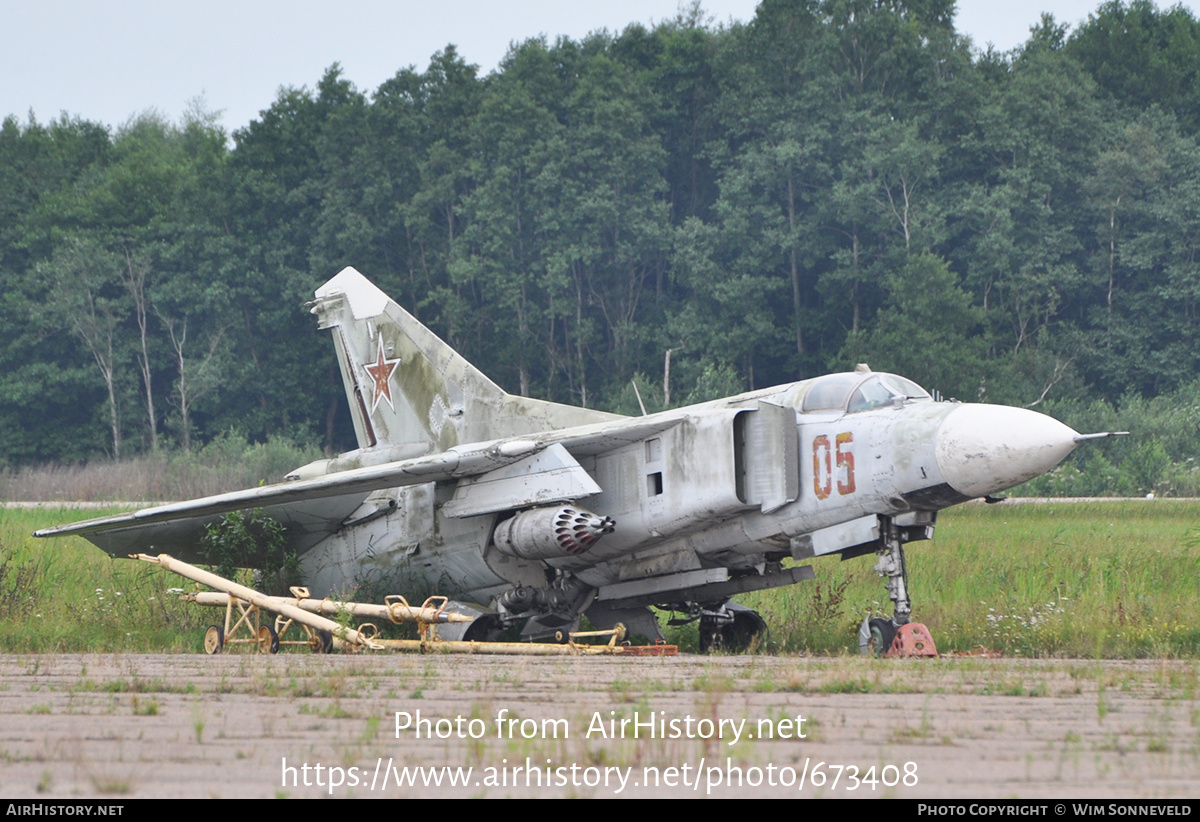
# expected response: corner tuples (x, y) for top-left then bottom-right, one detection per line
(6, 501), (1200, 656)
(0, 507), (208, 652)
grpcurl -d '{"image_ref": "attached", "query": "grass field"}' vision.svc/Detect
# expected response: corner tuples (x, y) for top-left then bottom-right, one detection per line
(4, 501), (1200, 657)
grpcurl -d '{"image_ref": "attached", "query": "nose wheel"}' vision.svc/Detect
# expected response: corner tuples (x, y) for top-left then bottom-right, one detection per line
(861, 617), (897, 657)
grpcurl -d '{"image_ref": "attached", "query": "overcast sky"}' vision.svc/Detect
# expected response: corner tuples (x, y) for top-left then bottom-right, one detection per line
(3, 1), (1194, 134)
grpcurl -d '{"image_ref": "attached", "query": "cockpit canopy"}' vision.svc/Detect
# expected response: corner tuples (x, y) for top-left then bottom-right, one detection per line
(801, 372), (931, 414)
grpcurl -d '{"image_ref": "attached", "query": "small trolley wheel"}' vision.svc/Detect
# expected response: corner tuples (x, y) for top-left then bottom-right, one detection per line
(257, 624), (280, 655)
(204, 625), (224, 655)
(309, 629), (333, 654)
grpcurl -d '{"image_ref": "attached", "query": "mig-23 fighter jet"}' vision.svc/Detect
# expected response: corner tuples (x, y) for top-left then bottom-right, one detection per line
(37, 267), (1103, 652)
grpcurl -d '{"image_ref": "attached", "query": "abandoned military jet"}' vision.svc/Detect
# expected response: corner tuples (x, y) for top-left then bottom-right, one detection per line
(37, 267), (1102, 652)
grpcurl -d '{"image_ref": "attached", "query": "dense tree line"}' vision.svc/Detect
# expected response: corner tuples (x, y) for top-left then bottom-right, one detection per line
(3, 0), (1200, 494)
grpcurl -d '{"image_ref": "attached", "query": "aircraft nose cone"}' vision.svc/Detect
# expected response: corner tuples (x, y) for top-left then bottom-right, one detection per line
(935, 405), (1079, 498)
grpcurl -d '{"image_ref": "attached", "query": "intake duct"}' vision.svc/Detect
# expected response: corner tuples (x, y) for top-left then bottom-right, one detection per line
(492, 505), (615, 560)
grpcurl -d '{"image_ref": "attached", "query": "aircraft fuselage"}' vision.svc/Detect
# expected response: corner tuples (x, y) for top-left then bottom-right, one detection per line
(298, 377), (1077, 616)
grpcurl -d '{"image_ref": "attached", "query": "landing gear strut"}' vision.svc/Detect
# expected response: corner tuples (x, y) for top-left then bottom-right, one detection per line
(876, 517), (911, 625)
(860, 517), (938, 658)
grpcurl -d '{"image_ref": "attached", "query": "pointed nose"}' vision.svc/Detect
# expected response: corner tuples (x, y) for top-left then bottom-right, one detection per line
(935, 405), (1078, 498)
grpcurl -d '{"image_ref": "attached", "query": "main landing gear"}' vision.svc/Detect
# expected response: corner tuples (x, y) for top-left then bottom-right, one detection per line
(682, 601), (767, 653)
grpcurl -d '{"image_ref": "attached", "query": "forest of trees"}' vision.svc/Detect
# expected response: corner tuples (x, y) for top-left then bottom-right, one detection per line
(3, 0), (1200, 495)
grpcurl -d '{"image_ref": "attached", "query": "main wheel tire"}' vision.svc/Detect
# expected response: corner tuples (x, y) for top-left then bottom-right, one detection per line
(698, 616), (723, 654)
(204, 625), (224, 655)
(459, 614), (505, 643)
(725, 609), (768, 653)
(700, 606), (767, 654)
(257, 624), (280, 655)
(868, 618), (897, 658)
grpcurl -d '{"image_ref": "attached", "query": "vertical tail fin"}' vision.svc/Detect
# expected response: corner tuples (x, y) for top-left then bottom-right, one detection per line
(312, 267), (619, 453)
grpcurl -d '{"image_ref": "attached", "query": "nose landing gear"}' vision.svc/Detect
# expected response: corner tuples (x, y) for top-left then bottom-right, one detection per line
(859, 517), (938, 658)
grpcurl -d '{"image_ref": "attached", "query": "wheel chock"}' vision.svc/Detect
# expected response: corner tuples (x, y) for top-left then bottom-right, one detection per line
(887, 622), (938, 658)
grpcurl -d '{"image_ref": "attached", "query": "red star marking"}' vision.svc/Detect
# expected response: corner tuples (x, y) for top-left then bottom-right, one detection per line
(362, 333), (401, 412)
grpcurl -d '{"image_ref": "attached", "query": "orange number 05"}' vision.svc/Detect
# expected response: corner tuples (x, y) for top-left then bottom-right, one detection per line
(812, 433), (855, 499)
